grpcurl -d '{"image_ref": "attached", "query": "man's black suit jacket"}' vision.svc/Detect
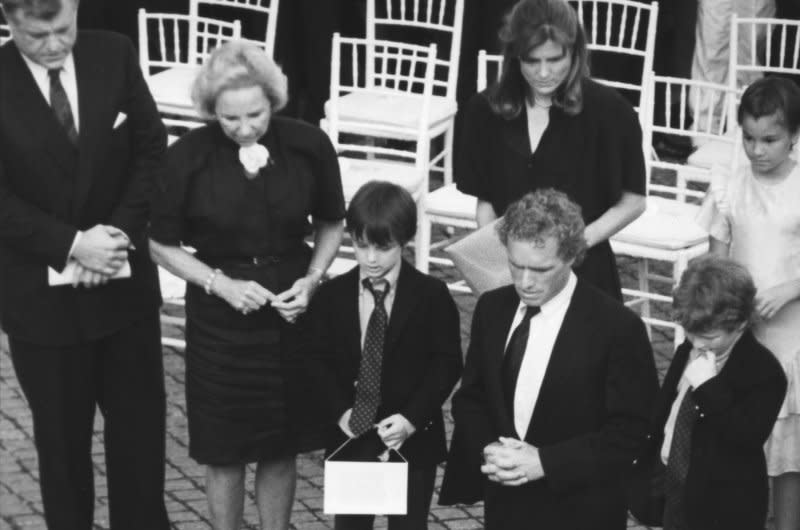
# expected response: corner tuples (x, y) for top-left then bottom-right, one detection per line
(440, 279), (659, 529)
(0, 31), (165, 345)
(302, 260), (463, 467)
(634, 331), (786, 529)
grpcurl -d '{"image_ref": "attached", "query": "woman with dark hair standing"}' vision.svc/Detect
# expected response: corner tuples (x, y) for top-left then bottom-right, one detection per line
(457, 0), (646, 299)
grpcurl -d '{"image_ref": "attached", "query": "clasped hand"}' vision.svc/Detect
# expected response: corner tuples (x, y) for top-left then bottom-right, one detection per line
(215, 274), (318, 322)
(481, 437), (544, 486)
(71, 225), (131, 288)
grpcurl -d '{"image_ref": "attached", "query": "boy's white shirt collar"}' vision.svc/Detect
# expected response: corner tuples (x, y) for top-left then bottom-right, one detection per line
(358, 258), (402, 292)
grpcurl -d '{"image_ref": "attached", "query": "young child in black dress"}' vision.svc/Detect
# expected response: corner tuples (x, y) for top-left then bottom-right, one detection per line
(306, 181), (463, 529)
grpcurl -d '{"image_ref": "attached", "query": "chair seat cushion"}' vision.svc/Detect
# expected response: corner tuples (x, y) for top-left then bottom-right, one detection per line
(687, 139), (734, 169)
(325, 92), (457, 131)
(424, 184), (477, 220)
(339, 158), (425, 203)
(612, 197), (707, 250)
(147, 67), (198, 111)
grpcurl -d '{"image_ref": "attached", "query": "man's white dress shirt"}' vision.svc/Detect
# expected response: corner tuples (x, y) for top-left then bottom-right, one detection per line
(505, 272), (578, 439)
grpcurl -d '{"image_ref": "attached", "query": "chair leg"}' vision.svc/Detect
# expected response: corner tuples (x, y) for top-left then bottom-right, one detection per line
(443, 123), (454, 186)
(639, 258), (652, 336)
(415, 208), (431, 274)
(673, 255), (689, 346)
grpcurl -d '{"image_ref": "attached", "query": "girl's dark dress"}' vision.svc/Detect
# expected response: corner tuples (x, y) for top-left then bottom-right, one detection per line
(151, 117), (345, 464)
(457, 79), (646, 299)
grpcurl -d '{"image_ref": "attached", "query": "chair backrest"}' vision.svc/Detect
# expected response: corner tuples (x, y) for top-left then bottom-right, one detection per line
(0, 24), (10, 46)
(328, 33), (437, 165)
(729, 15), (800, 88)
(366, 0), (464, 100)
(570, 0), (658, 112)
(476, 49), (503, 92)
(189, 0), (279, 56)
(137, 9), (241, 76)
(645, 75), (740, 202)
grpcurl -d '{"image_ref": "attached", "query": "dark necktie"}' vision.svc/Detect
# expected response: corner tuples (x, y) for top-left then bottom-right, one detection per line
(349, 279), (390, 437)
(502, 305), (541, 420)
(663, 388), (699, 530)
(48, 68), (78, 145)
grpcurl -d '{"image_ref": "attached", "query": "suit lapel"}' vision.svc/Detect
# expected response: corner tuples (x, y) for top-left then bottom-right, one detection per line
(6, 47), (78, 176)
(488, 286), (523, 437)
(523, 280), (590, 441)
(383, 262), (422, 356)
(72, 37), (103, 218)
(339, 267), (362, 365)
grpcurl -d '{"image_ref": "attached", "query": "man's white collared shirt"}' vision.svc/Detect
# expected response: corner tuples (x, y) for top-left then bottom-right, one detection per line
(20, 52), (80, 132)
(505, 272), (578, 439)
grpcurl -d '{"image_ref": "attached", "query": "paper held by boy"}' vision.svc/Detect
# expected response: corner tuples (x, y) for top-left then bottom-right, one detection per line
(324, 437), (408, 515)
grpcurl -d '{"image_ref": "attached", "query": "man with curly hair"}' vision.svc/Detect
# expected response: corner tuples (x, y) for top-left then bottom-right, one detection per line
(440, 189), (658, 529)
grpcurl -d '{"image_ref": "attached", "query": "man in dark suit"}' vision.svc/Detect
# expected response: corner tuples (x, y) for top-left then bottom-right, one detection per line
(439, 189), (658, 529)
(0, 0), (169, 528)
(304, 182), (463, 529)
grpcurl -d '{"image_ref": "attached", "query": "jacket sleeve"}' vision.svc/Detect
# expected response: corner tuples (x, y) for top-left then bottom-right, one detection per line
(539, 314), (659, 492)
(439, 295), (494, 505)
(0, 155), (77, 269)
(400, 281), (464, 429)
(108, 37), (167, 243)
(692, 353), (787, 449)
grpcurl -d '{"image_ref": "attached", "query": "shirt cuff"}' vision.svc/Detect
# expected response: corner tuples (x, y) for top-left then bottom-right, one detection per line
(66, 230), (82, 266)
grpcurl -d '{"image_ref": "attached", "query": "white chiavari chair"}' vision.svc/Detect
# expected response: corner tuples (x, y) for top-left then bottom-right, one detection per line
(322, 0), (464, 187)
(611, 75), (740, 345)
(138, 9), (241, 119)
(328, 33), (437, 259)
(189, 0), (279, 56)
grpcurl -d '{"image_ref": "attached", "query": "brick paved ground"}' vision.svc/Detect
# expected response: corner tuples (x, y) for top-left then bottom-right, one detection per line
(0, 249), (735, 530)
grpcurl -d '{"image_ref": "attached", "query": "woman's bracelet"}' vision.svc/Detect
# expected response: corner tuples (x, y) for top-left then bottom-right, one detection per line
(204, 268), (222, 295)
(307, 265), (324, 284)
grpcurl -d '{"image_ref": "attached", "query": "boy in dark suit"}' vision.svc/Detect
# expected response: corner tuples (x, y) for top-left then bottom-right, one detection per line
(632, 255), (787, 530)
(306, 181), (463, 530)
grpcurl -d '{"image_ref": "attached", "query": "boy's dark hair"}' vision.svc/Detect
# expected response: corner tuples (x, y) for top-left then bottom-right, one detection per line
(346, 181), (417, 246)
(672, 255), (756, 334)
(738, 76), (800, 134)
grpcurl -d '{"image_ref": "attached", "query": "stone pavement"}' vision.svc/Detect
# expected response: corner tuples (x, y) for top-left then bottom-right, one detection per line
(1, 254), (678, 530)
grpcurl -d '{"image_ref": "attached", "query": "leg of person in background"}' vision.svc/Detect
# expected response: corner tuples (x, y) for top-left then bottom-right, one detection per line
(689, 0), (733, 145)
(207, 464), (246, 530)
(254, 457), (297, 530)
(735, 0), (776, 88)
(773, 472), (800, 530)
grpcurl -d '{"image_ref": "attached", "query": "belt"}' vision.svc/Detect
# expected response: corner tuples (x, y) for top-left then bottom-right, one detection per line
(199, 254), (284, 267)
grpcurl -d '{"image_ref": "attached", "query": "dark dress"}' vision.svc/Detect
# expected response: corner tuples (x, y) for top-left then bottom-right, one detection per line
(456, 79), (646, 299)
(150, 117), (345, 465)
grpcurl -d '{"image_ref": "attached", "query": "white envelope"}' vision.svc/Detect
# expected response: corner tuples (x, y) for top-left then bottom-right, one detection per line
(113, 112), (127, 129)
(48, 260), (131, 286)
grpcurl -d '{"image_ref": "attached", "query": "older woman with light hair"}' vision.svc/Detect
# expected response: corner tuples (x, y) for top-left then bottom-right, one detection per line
(149, 41), (345, 530)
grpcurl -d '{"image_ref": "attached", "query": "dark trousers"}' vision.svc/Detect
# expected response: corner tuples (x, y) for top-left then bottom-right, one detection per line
(9, 312), (169, 530)
(331, 432), (437, 530)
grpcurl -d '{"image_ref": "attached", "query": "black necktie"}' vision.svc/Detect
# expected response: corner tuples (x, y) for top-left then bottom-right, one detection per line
(349, 279), (390, 437)
(48, 68), (78, 145)
(502, 305), (541, 420)
(663, 388), (699, 530)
